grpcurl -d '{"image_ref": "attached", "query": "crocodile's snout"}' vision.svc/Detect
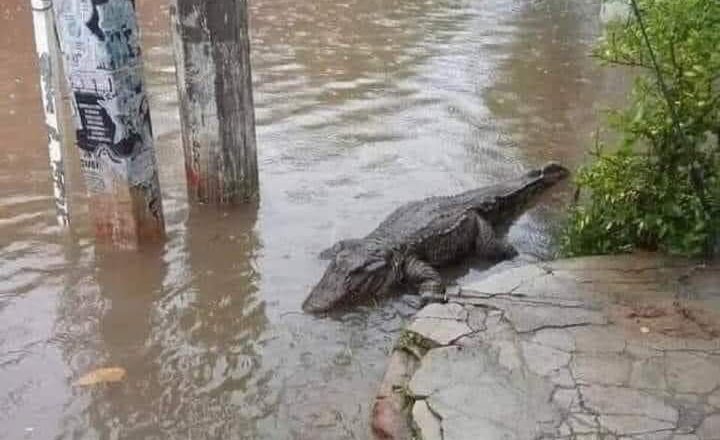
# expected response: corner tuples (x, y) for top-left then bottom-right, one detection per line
(303, 261), (346, 313)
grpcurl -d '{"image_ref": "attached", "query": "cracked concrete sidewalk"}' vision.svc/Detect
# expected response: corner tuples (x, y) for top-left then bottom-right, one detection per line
(371, 253), (720, 440)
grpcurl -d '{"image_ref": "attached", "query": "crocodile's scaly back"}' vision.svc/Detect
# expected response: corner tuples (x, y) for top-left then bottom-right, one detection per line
(367, 162), (569, 242)
(367, 199), (468, 246)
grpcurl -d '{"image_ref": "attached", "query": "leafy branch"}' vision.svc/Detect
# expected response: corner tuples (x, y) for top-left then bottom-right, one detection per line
(561, 0), (720, 257)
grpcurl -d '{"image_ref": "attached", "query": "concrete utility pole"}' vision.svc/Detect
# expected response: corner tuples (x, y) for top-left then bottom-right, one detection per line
(170, 0), (259, 204)
(52, 0), (165, 248)
(30, 0), (70, 227)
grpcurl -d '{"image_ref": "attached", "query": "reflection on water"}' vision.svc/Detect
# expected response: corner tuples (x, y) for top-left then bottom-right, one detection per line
(486, 0), (630, 165)
(0, 0), (626, 438)
(54, 207), (268, 438)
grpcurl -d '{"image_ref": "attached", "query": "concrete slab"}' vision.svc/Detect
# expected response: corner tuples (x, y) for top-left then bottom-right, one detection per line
(409, 345), (559, 440)
(407, 303), (474, 346)
(372, 254), (720, 440)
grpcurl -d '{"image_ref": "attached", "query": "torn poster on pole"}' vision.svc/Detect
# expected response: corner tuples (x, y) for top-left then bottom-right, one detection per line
(53, 0), (164, 248)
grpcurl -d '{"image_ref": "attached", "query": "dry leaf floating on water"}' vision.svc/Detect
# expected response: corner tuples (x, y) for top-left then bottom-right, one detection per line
(73, 367), (127, 386)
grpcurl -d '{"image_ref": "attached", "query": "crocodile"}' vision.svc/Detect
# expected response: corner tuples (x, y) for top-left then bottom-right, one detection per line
(302, 162), (570, 313)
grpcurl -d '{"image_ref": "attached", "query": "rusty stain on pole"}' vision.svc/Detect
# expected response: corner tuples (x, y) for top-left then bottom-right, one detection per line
(30, 0), (70, 227)
(52, 0), (165, 248)
(170, 0), (259, 204)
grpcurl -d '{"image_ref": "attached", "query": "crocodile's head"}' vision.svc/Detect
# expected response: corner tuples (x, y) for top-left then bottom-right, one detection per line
(486, 161), (570, 228)
(303, 243), (394, 313)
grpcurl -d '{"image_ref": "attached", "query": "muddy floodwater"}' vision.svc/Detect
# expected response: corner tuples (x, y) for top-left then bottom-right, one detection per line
(0, 0), (628, 438)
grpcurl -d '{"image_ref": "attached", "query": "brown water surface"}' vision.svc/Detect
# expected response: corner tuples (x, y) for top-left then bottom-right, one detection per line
(0, 0), (627, 438)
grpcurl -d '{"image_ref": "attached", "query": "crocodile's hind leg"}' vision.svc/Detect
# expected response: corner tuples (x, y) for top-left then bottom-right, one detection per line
(403, 255), (446, 304)
(474, 214), (518, 261)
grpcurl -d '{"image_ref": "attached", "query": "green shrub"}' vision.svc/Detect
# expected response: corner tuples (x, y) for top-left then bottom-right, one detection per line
(561, 0), (720, 257)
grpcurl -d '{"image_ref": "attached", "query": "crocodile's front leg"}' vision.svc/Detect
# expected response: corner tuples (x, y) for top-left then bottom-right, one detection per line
(403, 255), (446, 304)
(474, 214), (518, 261)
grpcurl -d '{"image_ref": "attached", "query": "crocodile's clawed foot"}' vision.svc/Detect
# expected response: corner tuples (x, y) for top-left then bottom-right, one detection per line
(501, 243), (519, 260)
(419, 286), (448, 306)
(486, 241), (518, 262)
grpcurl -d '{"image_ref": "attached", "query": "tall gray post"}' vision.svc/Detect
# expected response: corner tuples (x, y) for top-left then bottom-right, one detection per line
(52, 0), (165, 248)
(30, 0), (70, 227)
(170, 0), (259, 204)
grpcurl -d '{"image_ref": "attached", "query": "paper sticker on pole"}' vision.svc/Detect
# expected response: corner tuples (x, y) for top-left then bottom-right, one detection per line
(30, 0), (70, 227)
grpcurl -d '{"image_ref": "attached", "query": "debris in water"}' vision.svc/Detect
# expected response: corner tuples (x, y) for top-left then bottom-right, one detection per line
(73, 367), (127, 386)
(627, 305), (666, 319)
